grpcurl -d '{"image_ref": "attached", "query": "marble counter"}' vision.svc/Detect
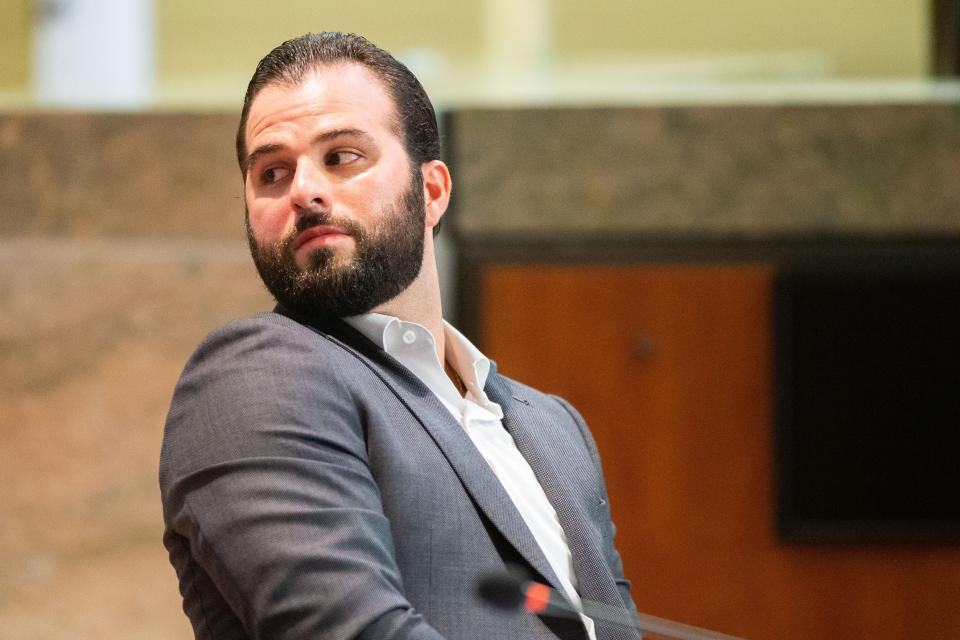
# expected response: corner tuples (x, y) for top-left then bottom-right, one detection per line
(447, 103), (960, 239)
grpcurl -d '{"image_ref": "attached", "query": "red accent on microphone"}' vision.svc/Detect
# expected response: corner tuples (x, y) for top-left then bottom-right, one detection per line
(524, 582), (552, 614)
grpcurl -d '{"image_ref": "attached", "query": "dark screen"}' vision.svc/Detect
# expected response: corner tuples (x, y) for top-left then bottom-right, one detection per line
(774, 269), (960, 542)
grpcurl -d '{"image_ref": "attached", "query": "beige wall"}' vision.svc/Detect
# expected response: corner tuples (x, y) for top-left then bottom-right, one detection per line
(0, 0), (936, 102)
(153, 0), (485, 104)
(552, 0), (930, 77)
(0, 0), (30, 91)
(157, 0), (485, 78)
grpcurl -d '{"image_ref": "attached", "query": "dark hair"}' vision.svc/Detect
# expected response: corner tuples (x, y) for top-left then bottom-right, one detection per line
(236, 32), (440, 176)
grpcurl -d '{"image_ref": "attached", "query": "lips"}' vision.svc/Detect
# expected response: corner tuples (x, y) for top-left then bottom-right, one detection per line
(292, 225), (350, 251)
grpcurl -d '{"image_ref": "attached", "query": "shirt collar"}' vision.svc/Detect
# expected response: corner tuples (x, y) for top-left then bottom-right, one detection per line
(344, 312), (493, 392)
(443, 321), (492, 391)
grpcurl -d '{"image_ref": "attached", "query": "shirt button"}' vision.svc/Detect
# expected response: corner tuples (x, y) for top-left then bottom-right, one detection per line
(402, 330), (417, 345)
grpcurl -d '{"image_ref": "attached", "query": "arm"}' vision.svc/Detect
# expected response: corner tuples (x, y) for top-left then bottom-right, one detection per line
(160, 316), (446, 640)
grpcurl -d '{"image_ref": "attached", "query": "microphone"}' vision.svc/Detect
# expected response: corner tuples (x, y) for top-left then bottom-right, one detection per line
(477, 571), (579, 619)
(477, 571), (746, 640)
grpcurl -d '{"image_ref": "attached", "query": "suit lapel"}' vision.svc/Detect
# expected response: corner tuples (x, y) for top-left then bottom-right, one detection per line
(285, 310), (566, 595)
(486, 373), (640, 640)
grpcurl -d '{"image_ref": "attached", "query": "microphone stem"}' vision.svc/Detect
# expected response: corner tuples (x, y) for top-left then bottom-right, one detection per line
(590, 602), (745, 640)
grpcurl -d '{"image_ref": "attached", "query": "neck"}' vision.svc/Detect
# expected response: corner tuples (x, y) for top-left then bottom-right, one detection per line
(372, 232), (447, 363)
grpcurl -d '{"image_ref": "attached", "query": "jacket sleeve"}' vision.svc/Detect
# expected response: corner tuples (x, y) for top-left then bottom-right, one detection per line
(552, 394), (639, 619)
(159, 316), (446, 640)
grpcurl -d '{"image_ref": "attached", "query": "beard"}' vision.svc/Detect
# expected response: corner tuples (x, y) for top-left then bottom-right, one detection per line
(247, 171), (426, 319)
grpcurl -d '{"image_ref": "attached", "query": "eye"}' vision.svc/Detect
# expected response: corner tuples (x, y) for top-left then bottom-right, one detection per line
(260, 166), (290, 185)
(325, 150), (361, 166)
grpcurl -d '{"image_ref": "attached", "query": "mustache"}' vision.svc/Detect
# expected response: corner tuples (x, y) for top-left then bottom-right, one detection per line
(282, 212), (367, 246)
(295, 212), (332, 234)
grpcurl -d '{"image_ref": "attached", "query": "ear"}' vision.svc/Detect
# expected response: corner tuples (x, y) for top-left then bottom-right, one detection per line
(420, 160), (452, 230)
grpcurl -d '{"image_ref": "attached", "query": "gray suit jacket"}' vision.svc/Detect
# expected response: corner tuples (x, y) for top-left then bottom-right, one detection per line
(160, 308), (639, 640)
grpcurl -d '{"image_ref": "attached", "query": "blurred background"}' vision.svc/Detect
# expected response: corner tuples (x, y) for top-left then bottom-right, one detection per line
(1, 1), (959, 639)
(0, 0), (951, 109)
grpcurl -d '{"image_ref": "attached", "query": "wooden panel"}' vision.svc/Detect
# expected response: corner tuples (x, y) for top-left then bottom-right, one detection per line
(481, 263), (960, 640)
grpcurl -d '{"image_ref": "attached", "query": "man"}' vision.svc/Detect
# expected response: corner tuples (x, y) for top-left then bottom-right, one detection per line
(160, 32), (638, 640)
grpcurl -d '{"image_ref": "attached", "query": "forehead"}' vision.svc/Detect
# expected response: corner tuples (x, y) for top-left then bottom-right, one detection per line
(245, 62), (399, 148)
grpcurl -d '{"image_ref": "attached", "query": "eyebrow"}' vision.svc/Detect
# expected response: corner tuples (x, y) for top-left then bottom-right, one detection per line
(245, 127), (377, 172)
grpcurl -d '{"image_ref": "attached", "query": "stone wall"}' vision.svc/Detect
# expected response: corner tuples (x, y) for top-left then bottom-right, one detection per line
(0, 113), (271, 639)
(447, 104), (960, 239)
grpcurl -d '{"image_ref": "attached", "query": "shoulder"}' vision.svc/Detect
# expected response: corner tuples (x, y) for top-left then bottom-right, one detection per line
(179, 311), (368, 383)
(191, 311), (347, 359)
(161, 313), (374, 478)
(491, 369), (600, 464)
(171, 310), (376, 404)
(492, 371), (584, 423)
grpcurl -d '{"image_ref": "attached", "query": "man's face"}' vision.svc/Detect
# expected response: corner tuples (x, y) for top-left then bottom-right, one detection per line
(243, 63), (427, 317)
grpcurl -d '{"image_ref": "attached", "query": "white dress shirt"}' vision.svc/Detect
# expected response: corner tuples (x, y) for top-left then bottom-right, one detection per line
(344, 313), (595, 639)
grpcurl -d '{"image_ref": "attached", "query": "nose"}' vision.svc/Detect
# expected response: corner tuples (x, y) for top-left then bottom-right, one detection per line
(289, 158), (331, 213)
